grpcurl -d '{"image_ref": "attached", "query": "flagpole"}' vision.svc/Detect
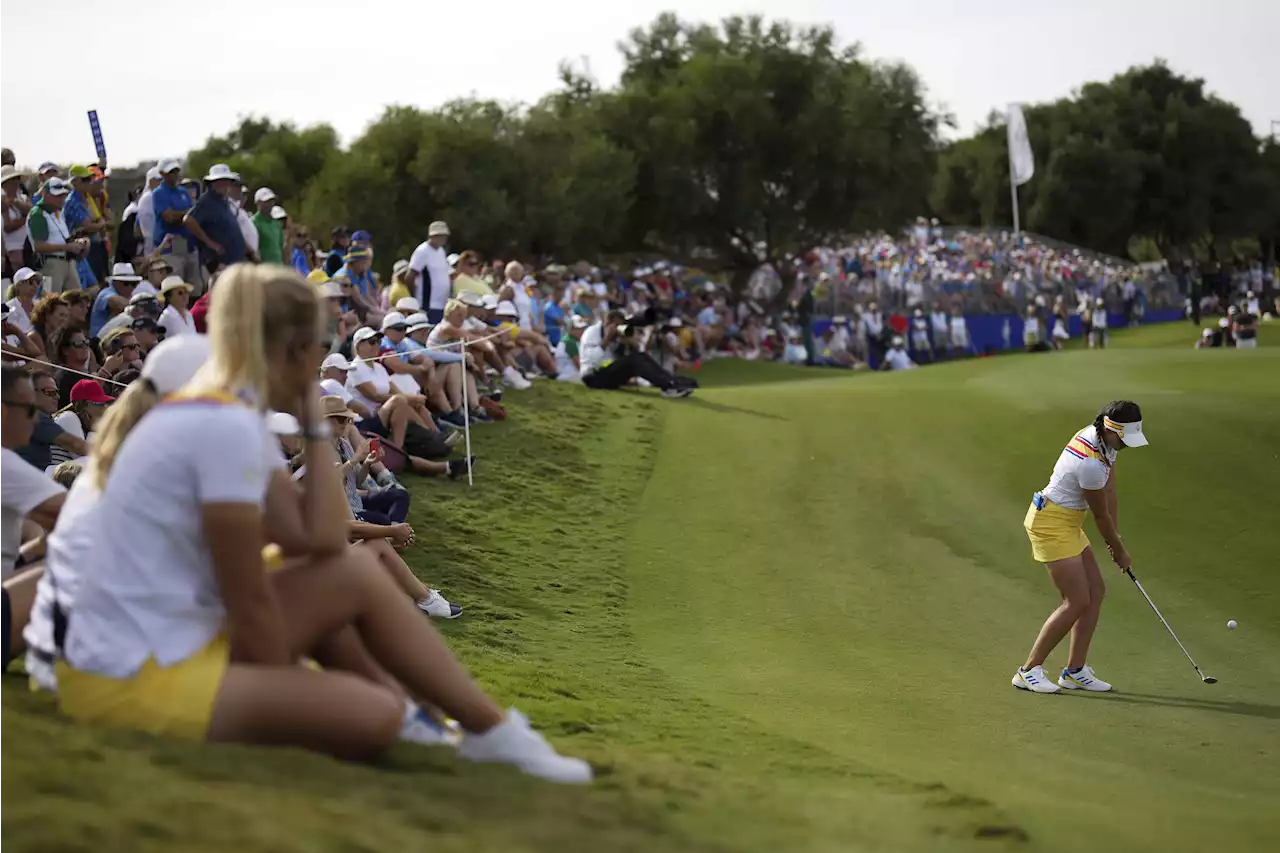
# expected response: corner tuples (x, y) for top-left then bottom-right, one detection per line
(1009, 145), (1020, 236)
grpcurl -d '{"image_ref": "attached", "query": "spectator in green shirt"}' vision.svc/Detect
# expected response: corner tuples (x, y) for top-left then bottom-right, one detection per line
(251, 187), (283, 264)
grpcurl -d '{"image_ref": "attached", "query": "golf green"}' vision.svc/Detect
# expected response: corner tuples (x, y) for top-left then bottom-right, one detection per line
(4, 322), (1277, 852)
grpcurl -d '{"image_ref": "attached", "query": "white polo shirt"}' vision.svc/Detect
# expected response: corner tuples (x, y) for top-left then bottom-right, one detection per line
(1041, 426), (1115, 510)
(346, 358), (392, 414)
(136, 189), (157, 253)
(5, 299), (33, 334)
(25, 476), (102, 689)
(408, 241), (452, 311)
(160, 305), (198, 338)
(63, 402), (283, 677)
(2, 447), (65, 578)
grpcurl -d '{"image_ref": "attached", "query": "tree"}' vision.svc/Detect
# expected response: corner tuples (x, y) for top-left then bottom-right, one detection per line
(603, 13), (943, 293)
(187, 117), (341, 209)
(931, 62), (1268, 260)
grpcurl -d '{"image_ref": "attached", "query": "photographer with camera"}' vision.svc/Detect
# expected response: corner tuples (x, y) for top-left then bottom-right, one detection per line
(580, 310), (695, 398)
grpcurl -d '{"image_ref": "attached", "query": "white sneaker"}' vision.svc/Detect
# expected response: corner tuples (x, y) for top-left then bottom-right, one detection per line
(1058, 665), (1113, 692)
(417, 589), (463, 619)
(503, 366), (532, 390)
(458, 709), (593, 784)
(398, 702), (459, 747)
(1012, 665), (1061, 694)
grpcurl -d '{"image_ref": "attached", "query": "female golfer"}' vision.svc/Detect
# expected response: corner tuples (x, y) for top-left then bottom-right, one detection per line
(1014, 400), (1148, 694)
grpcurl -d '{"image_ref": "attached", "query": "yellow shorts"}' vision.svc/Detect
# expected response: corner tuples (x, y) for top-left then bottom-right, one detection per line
(56, 632), (230, 742)
(499, 322), (520, 342)
(1024, 499), (1089, 563)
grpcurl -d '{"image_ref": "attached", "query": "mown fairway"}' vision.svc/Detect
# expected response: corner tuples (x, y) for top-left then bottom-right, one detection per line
(4, 321), (1278, 852)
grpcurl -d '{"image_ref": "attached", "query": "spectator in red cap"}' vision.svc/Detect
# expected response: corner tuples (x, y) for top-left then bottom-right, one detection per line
(49, 379), (113, 466)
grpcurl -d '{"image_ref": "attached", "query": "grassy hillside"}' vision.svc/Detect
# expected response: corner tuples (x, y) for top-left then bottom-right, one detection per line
(4, 321), (1278, 852)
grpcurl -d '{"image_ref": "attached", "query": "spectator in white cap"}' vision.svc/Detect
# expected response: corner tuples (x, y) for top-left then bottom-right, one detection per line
(158, 276), (197, 338)
(251, 187), (283, 264)
(4, 268), (41, 336)
(394, 296), (420, 315)
(3, 164), (32, 272)
(26, 178), (88, 293)
(405, 221), (452, 324)
(430, 299), (531, 390)
(553, 314), (589, 382)
(90, 263), (143, 337)
(151, 159), (203, 289)
(377, 312), (469, 428)
(134, 166), (164, 254)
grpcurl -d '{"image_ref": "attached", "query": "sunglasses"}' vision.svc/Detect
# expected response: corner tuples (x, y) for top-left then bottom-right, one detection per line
(1, 399), (36, 417)
(66, 339), (88, 349)
(121, 343), (141, 351)
(38, 387), (60, 398)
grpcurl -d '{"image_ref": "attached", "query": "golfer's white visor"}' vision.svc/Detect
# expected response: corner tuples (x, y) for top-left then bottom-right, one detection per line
(1104, 416), (1148, 447)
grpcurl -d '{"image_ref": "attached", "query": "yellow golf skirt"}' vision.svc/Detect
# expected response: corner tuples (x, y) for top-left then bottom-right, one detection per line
(56, 633), (230, 742)
(1024, 499), (1090, 563)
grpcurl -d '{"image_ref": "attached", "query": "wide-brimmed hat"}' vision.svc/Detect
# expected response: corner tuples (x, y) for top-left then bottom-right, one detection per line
(129, 290), (159, 306)
(320, 395), (355, 420)
(344, 247), (371, 262)
(394, 296), (421, 313)
(495, 300), (519, 318)
(380, 311), (408, 331)
(0, 165), (27, 183)
(108, 262), (142, 283)
(392, 259), (409, 276)
(480, 293), (499, 310)
(204, 163), (239, 182)
(457, 290), (484, 308)
(160, 275), (194, 295)
(427, 221), (450, 237)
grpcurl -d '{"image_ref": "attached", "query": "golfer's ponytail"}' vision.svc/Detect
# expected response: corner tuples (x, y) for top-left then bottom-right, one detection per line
(91, 379), (161, 489)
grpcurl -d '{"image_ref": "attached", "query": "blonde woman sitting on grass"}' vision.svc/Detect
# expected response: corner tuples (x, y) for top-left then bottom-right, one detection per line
(50, 263), (591, 782)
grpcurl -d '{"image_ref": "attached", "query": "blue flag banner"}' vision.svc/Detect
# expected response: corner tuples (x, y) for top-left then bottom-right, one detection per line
(87, 110), (106, 161)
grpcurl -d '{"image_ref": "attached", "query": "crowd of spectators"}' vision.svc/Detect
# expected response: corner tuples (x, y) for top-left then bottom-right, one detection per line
(1, 149), (1273, 779)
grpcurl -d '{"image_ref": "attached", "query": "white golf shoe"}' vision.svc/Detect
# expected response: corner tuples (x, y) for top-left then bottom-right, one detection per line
(1058, 665), (1113, 692)
(1012, 665), (1061, 694)
(459, 709), (593, 784)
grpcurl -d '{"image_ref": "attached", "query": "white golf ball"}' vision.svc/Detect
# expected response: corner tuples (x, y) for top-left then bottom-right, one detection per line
(1227, 620), (1237, 630)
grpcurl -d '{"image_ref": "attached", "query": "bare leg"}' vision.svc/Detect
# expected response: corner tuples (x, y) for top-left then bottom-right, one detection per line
(409, 456), (449, 477)
(377, 396), (410, 446)
(534, 344), (554, 373)
(357, 538), (430, 600)
(464, 369), (479, 405)
(3, 566), (42, 661)
(1022, 553), (1090, 670)
(1066, 547), (1106, 669)
(426, 365), (451, 413)
(269, 549), (503, 732)
(444, 363), (463, 410)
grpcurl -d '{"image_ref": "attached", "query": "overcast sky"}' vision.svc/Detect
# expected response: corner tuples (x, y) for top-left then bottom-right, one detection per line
(2, 0), (1276, 167)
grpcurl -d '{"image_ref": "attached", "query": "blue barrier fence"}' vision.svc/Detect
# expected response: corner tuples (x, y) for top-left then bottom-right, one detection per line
(813, 308), (1185, 368)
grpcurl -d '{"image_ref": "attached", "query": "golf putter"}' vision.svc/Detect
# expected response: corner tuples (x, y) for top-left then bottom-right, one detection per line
(1125, 569), (1217, 684)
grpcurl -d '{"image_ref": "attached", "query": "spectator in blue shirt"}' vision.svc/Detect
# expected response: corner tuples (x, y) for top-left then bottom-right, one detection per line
(543, 294), (565, 346)
(184, 164), (246, 274)
(151, 159), (203, 289)
(90, 263), (143, 337)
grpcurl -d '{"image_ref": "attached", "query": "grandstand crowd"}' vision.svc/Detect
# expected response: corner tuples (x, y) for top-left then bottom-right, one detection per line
(2, 154), (1275, 776)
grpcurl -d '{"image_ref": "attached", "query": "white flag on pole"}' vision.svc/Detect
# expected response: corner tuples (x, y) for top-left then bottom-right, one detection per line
(1007, 104), (1034, 186)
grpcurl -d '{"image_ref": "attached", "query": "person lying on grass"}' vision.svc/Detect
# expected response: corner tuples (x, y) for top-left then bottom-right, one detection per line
(46, 264), (590, 782)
